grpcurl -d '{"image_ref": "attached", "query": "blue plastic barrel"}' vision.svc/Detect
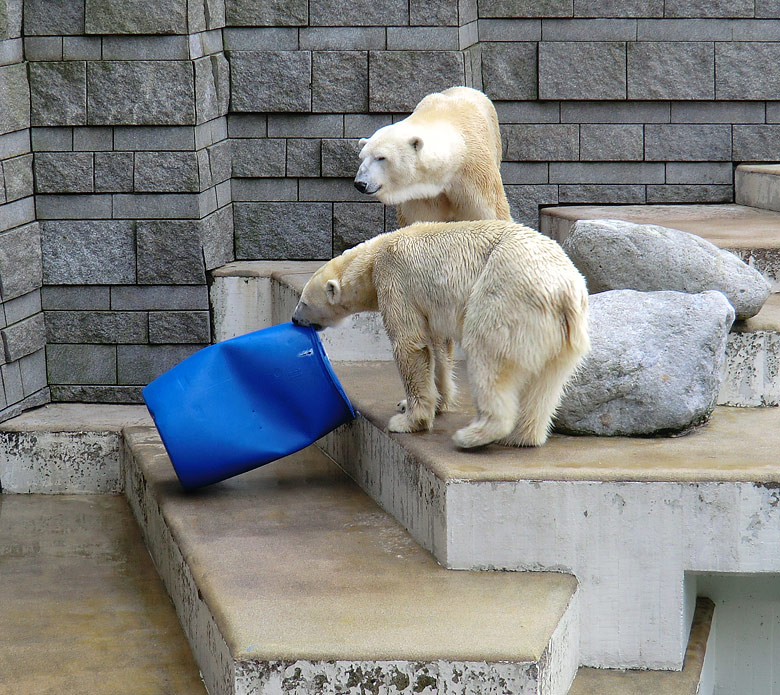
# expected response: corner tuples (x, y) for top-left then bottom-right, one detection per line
(142, 322), (355, 489)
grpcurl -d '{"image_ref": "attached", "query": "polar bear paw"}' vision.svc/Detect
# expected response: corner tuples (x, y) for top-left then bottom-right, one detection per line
(388, 412), (431, 433)
(396, 399), (407, 413)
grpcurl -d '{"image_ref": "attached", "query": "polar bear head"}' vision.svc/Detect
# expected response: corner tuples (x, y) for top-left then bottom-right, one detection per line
(292, 244), (378, 331)
(354, 121), (465, 205)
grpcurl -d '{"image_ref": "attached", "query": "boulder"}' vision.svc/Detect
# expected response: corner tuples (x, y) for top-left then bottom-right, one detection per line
(562, 219), (771, 319)
(555, 289), (735, 437)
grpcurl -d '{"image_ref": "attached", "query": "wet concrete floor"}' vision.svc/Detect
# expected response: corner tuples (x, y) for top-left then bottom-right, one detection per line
(0, 494), (206, 694)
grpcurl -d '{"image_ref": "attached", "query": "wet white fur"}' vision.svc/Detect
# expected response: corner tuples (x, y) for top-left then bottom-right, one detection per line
(355, 86), (511, 226)
(293, 220), (590, 448)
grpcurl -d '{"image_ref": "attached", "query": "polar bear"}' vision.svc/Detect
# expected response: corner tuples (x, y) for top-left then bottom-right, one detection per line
(354, 86), (512, 227)
(292, 220), (590, 448)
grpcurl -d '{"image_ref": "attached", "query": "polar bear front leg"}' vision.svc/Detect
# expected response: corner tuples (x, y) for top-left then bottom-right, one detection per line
(387, 344), (437, 433)
(397, 339), (458, 414)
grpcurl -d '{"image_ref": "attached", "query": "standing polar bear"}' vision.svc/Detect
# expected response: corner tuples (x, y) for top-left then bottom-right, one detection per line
(354, 87), (512, 226)
(292, 220), (590, 448)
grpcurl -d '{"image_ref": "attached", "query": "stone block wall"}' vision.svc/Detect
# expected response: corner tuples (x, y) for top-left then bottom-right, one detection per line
(0, 0), (48, 421)
(1, 0), (779, 411)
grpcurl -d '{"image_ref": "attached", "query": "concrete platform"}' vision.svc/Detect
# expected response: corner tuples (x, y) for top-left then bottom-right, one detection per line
(539, 203), (780, 290)
(736, 164), (780, 213)
(0, 494), (206, 694)
(122, 429), (580, 695)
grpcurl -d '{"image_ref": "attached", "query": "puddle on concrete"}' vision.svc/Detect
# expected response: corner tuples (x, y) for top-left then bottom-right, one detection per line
(0, 494), (206, 694)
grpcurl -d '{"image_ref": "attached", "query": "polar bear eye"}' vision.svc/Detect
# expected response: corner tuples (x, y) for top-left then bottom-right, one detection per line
(375, 156), (385, 162)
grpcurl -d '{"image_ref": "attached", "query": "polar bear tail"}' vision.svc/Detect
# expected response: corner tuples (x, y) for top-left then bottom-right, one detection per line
(561, 284), (591, 359)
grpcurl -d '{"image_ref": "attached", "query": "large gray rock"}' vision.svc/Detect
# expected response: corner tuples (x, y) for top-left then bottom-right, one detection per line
(555, 290), (735, 437)
(562, 218), (771, 319)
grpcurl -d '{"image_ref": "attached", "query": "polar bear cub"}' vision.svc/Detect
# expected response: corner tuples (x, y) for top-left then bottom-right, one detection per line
(354, 86), (511, 226)
(292, 220), (590, 448)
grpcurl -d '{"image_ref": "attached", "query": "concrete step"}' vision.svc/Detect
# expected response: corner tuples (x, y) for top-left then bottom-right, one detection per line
(736, 164), (780, 213)
(122, 430), (580, 695)
(539, 203), (780, 291)
(0, 493), (206, 694)
(569, 598), (715, 695)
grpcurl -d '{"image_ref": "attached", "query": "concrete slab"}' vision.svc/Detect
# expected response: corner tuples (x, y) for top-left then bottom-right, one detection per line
(0, 494), (206, 694)
(736, 164), (780, 213)
(123, 429), (580, 695)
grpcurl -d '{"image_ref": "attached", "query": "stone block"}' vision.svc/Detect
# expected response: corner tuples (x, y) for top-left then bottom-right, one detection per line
(549, 162), (665, 184)
(46, 343), (117, 385)
(225, 0), (307, 26)
(299, 27), (386, 50)
(0, 0), (22, 40)
(200, 205), (233, 270)
(479, 19), (541, 41)
(666, 162), (733, 185)
(268, 114), (342, 138)
(195, 54), (230, 125)
(0, 222), (41, 301)
(45, 310), (148, 344)
(148, 310), (210, 343)
(579, 124), (643, 162)
(757, 0), (780, 16)
(49, 384), (142, 403)
(19, 347), (46, 396)
(208, 140), (232, 184)
(229, 51), (311, 113)
(136, 220), (206, 284)
(312, 51), (368, 114)
(502, 124), (579, 162)
(34, 152), (93, 194)
(636, 18), (732, 41)
(671, 101), (765, 124)
(555, 290), (734, 436)
(286, 138), (321, 177)
(664, 0), (752, 16)
(112, 193), (202, 219)
(310, 0), (408, 26)
(234, 202), (332, 259)
(344, 114), (392, 138)
(23, 0), (84, 35)
(732, 19), (780, 40)
(73, 126), (112, 151)
(2, 312), (45, 362)
(558, 184), (646, 204)
(23, 37), (63, 61)
(0, 63), (29, 133)
(333, 202), (384, 255)
(733, 126), (780, 161)
(85, 0), (187, 34)
(41, 220), (135, 285)
(368, 51), (465, 112)
(2, 361), (22, 401)
(110, 285), (208, 310)
(36, 193), (111, 220)
(231, 177), (296, 202)
(30, 127), (72, 152)
(539, 41), (626, 100)
(478, 0), (572, 17)
(574, 0), (662, 15)
(494, 102), (559, 124)
(716, 43), (780, 100)
(63, 36), (101, 61)
(231, 138), (286, 178)
(102, 35), (189, 60)
(646, 184), (733, 204)
(0, 197), (34, 231)
(2, 153), (32, 201)
(504, 184), (558, 229)
(117, 344), (200, 385)
(298, 177), (367, 202)
(215, 180), (231, 208)
(41, 286), (110, 310)
(500, 162), (549, 184)
(0, 175), (5, 204)
(409, 0), (459, 25)
(2, 289), (40, 325)
(94, 152), (134, 193)
(321, 139), (361, 178)
(481, 42), (537, 100)
(0, 129), (30, 160)
(133, 151), (200, 193)
(645, 124), (731, 162)
(387, 27), (460, 50)
(224, 27), (298, 51)
(628, 42), (714, 100)
(541, 18), (637, 40)
(28, 62), (86, 127)
(113, 126), (195, 151)
(560, 101), (670, 123)
(227, 114), (267, 138)
(87, 61), (195, 126)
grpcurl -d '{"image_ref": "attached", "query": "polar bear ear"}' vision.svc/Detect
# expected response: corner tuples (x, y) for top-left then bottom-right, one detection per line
(325, 279), (342, 304)
(409, 136), (423, 152)
(358, 138), (369, 147)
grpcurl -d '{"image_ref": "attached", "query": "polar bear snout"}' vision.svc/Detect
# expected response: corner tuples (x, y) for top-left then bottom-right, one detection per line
(292, 303), (323, 332)
(354, 175), (380, 195)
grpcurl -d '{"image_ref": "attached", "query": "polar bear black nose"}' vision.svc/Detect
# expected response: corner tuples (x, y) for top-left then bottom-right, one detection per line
(354, 180), (368, 194)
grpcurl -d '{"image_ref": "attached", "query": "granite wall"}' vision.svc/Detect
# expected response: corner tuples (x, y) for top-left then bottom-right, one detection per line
(0, 0), (778, 412)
